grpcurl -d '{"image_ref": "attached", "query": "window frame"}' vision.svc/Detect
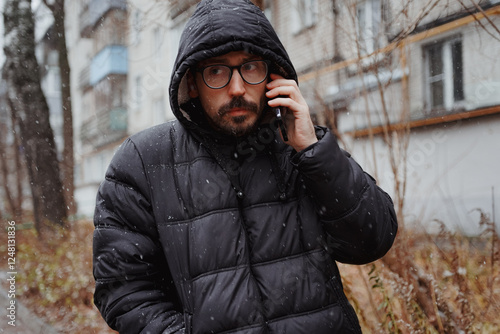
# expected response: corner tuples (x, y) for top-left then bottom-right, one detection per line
(355, 0), (383, 56)
(290, 0), (319, 34)
(153, 25), (163, 63)
(131, 9), (142, 46)
(153, 97), (166, 124)
(423, 36), (465, 112)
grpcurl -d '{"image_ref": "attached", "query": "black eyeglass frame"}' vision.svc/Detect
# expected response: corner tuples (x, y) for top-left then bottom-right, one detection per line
(193, 60), (270, 89)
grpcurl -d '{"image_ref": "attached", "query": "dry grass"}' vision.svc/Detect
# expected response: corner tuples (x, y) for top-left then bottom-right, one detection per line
(0, 220), (116, 334)
(341, 213), (500, 333)
(1, 216), (499, 333)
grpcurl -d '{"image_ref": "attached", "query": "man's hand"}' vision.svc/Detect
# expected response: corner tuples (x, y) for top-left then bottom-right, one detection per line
(266, 73), (318, 152)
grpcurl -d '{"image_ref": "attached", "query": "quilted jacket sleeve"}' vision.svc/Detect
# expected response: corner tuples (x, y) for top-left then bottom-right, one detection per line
(93, 138), (185, 334)
(291, 129), (398, 264)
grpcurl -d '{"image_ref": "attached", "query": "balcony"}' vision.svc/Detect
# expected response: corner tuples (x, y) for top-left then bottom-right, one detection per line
(90, 45), (128, 86)
(80, 0), (127, 38)
(80, 107), (127, 148)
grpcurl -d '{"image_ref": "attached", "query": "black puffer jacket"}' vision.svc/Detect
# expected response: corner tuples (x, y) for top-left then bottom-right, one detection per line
(93, 1), (398, 333)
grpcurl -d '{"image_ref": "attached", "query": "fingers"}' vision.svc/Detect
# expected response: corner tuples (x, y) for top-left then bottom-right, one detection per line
(266, 74), (298, 97)
(265, 74), (318, 151)
(266, 74), (306, 112)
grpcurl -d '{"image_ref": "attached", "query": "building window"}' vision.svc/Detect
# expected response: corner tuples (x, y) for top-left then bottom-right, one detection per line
(153, 26), (163, 63)
(131, 10), (142, 45)
(112, 76), (126, 108)
(291, 0), (318, 34)
(424, 37), (464, 111)
(153, 97), (166, 124)
(356, 0), (382, 55)
(263, 0), (274, 24)
(134, 75), (143, 108)
(169, 22), (185, 63)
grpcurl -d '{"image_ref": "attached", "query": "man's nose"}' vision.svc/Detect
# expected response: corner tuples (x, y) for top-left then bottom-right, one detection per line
(227, 69), (246, 96)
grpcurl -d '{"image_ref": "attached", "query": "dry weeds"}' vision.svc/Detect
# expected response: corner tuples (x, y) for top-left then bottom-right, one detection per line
(1, 216), (498, 333)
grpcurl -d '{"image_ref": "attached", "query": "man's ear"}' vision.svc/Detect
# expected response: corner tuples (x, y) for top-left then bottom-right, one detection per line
(187, 70), (199, 98)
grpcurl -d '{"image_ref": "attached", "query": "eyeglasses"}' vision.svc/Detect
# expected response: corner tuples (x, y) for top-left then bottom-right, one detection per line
(194, 60), (269, 89)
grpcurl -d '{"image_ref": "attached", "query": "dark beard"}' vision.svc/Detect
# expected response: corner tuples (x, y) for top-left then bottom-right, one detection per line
(210, 96), (266, 137)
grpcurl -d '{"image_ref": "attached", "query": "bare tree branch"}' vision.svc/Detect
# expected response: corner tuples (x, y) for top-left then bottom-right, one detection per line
(457, 0), (500, 42)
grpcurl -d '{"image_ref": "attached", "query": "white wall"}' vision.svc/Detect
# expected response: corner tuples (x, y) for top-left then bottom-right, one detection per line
(74, 147), (117, 217)
(345, 114), (500, 235)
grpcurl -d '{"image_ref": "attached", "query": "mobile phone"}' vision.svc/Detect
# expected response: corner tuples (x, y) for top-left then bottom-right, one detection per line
(267, 72), (289, 141)
(274, 106), (288, 142)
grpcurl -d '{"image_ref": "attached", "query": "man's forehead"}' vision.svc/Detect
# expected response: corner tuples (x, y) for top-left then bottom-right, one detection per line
(198, 51), (264, 66)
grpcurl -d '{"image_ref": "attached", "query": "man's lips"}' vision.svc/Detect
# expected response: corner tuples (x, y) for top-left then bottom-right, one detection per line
(227, 108), (249, 116)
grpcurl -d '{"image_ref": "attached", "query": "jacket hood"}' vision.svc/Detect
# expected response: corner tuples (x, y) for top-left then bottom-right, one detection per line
(169, 0), (297, 131)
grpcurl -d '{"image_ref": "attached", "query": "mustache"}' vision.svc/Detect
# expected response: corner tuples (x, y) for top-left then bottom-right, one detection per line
(218, 97), (259, 116)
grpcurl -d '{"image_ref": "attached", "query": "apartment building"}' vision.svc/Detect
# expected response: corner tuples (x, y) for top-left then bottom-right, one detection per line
(66, 0), (195, 215)
(65, 0), (499, 231)
(278, 0), (500, 232)
(126, 0), (184, 134)
(66, 0), (129, 215)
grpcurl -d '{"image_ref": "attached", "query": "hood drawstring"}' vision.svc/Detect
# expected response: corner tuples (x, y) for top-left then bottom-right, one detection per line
(268, 150), (287, 202)
(200, 134), (245, 200)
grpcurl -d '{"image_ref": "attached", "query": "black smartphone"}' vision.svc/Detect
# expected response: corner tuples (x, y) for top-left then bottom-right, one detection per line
(274, 106), (288, 142)
(267, 69), (289, 142)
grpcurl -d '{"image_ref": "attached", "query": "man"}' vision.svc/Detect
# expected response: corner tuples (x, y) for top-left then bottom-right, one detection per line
(93, 0), (398, 333)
